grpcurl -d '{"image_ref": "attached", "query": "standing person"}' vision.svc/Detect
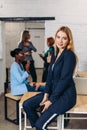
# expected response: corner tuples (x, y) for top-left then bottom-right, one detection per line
(10, 48), (43, 96)
(23, 26), (77, 130)
(39, 37), (54, 82)
(18, 30), (37, 82)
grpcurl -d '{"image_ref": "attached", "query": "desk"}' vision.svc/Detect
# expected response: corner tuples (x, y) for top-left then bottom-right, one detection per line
(76, 71), (87, 78)
(74, 72), (87, 95)
(19, 92), (40, 106)
(61, 95), (87, 130)
(19, 92), (40, 130)
(67, 95), (87, 113)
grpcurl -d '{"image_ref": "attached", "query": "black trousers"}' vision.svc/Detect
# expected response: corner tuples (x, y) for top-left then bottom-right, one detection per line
(29, 60), (37, 82)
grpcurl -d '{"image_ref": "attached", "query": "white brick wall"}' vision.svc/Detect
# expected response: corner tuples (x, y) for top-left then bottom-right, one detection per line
(0, 22), (6, 93)
(0, 0), (87, 20)
(0, 22), (3, 59)
(0, 0), (87, 93)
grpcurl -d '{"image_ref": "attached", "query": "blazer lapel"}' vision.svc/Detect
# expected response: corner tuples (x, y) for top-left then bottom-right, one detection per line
(54, 49), (66, 65)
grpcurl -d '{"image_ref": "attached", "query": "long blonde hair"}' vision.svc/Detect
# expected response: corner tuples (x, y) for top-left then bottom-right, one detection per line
(55, 26), (78, 74)
(21, 30), (30, 43)
(55, 26), (75, 53)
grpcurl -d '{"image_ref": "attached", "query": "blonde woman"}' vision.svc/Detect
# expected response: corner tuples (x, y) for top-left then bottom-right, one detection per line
(23, 26), (77, 130)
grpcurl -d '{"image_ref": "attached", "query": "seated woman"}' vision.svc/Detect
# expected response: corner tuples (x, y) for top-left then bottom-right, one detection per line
(10, 48), (44, 96)
(23, 26), (77, 130)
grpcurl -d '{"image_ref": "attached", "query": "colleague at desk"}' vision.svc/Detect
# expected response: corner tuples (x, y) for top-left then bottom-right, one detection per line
(23, 26), (77, 130)
(10, 48), (44, 96)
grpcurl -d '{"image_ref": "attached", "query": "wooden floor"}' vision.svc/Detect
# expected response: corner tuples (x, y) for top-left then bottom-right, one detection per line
(0, 69), (87, 130)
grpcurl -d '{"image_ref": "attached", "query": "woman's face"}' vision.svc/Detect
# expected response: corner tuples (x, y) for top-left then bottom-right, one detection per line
(26, 33), (30, 40)
(17, 51), (25, 62)
(55, 31), (69, 50)
(47, 42), (50, 47)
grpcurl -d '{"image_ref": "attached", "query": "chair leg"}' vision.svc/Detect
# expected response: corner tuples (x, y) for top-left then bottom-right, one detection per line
(19, 106), (22, 130)
(24, 111), (31, 130)
(24, 112), (27, 130)
(61, 115), (64, 130)
(64, 113), (70, 127)
(57, 115), (63, 130)
(11, 100), (19, 125)
(4, 96), (20, 125)
(16, 101), (19, 125)
(4, 96), (8, 120)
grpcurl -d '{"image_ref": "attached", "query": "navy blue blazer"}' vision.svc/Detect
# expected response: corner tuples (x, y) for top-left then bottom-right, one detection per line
(44, 49), (77, 113)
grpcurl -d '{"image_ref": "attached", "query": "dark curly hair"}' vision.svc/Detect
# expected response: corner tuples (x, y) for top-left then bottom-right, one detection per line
(10, 48), (22, 57)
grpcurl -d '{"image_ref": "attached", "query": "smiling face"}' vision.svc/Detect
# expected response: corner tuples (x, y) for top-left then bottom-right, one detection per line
(55, 26), (75, 53)
(55, 30), (69, 52)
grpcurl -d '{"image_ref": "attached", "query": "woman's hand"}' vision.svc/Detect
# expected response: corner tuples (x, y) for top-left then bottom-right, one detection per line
(40, 93), (49, 106)
(39, 53), (44, 58)
(47, 53), (51, 63)
(41, 100), (52, 113)
(35, 82), (41, 90)
(30, 82), (36, 87)
(24, 52), (31, 56)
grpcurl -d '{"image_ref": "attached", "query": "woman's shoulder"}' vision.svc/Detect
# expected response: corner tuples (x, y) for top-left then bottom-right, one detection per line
(45, 46), (54, 55)
(18, 42), (23, 47)
(64, 49), (76, 60)
(64, 49), (75, 55)
(50, 46), (54, 51)
(11, 62), (18, 68)
(11, 62), (21, 73)
(29, 41), (32, 44)
(51, 46), (54, 49)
